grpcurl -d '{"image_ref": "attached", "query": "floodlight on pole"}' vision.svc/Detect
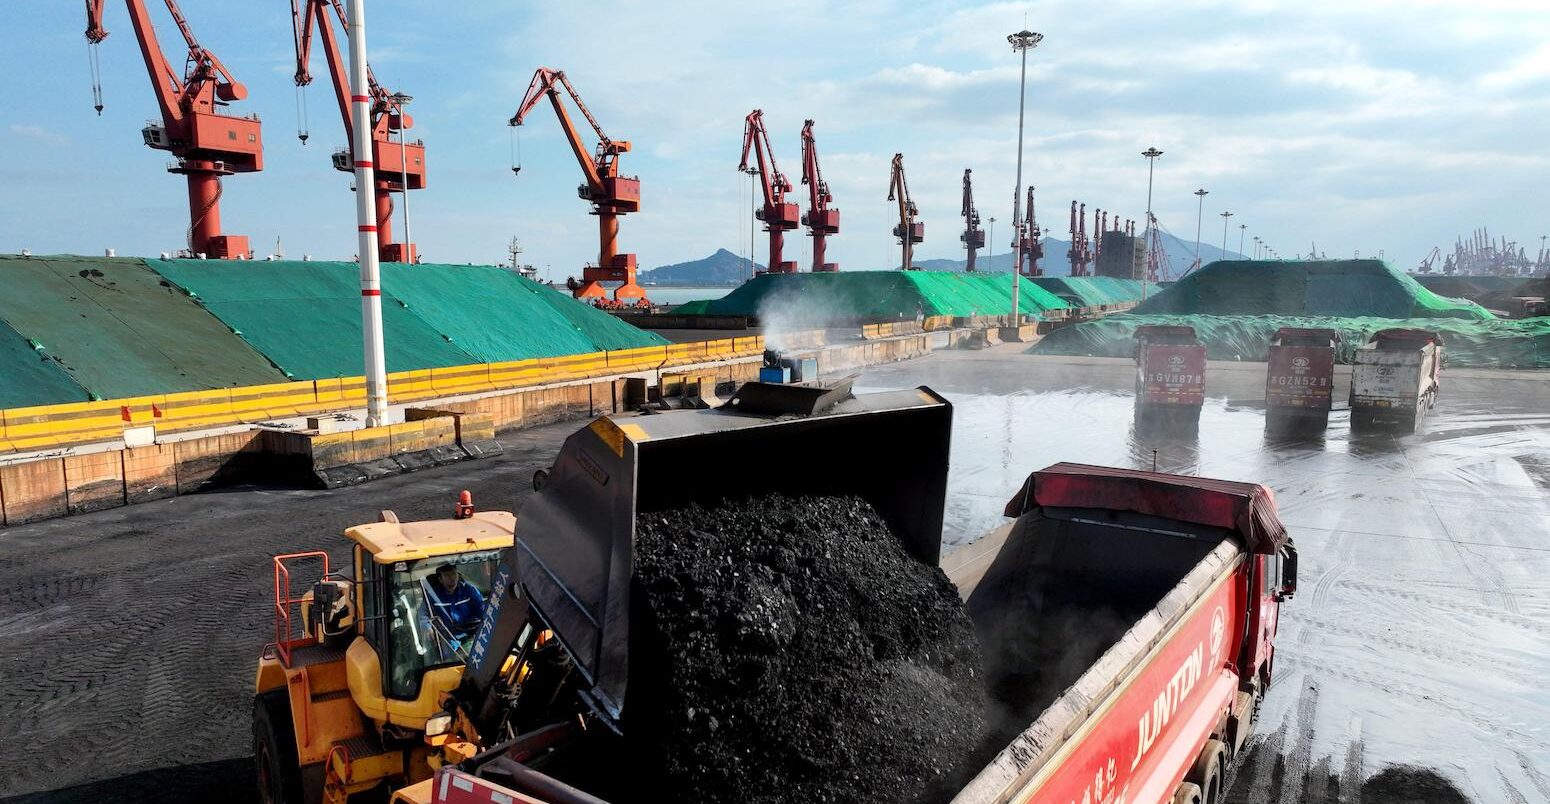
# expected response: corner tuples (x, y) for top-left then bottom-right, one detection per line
(1192, 188), (1208, 269)
(1141, 147), (1162, 296)
(1008, 28), (1043, 324)
(1220, 210), (1234, 255)
(1239, 223), (1247, 256)
(988, 217), (996, 271)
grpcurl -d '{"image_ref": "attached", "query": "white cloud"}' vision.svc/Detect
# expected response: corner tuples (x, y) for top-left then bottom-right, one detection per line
(8, 124), (66, 146)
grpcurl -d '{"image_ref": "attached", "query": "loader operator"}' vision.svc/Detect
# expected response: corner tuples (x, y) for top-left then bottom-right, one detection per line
(428, 563), (486, 636)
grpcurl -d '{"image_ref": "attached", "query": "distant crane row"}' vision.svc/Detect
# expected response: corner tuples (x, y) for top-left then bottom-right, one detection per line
(75, 5), (1170, 302)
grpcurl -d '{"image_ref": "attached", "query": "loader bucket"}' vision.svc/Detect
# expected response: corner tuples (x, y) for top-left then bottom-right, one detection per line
(511, 383), (952, 722)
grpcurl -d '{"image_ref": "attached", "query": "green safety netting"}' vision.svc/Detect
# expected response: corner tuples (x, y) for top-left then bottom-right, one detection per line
(1030, 314), (1550, 368)
(1134, 260), (1493, 321)
(1031, 277), (1148, 308)
(149, 260), (667, 380)
(682, 271), (1068, 325)
(0, 256), (292, 400)
(0, 315), (90, 408)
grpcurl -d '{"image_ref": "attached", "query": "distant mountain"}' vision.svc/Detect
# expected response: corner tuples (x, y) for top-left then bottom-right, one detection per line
(881, 232), (1245, 276)
(640, 248), (760, 286)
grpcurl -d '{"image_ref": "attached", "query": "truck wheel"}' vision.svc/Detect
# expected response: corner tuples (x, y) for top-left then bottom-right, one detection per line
(1172, 781), (1203, 804)
(254, 691), (303, 804)
(1190, 739), (1228, 804)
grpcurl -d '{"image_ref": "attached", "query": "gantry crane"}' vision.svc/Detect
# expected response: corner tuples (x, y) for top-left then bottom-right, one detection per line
(510, 67), (646, 307)
(739, 110), (800, 275)
(85, 0), (262, 259)
(960, 169), (985, 271)
(887, 154), (923, 271)
(1012, 186), (1042, 277)
(800, 119), (840, 272)
(292, 0), (424, 263)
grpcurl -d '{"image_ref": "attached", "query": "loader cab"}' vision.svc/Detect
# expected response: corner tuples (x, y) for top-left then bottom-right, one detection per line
(346, 510), (516, 705)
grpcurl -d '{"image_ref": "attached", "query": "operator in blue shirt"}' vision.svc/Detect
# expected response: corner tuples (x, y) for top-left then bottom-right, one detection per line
(427, 562), (486, 637)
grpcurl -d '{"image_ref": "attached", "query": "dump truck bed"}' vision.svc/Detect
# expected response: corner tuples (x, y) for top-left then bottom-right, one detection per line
(940, 463), (1288, 804)
(942, 515), (1242, 803)
(1351, 330), (1442, 430)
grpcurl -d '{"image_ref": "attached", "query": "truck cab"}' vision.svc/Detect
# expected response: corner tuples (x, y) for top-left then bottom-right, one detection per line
(254, 495), (515, 804)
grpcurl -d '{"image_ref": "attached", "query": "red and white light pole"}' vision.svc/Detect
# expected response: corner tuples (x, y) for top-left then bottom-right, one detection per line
(348, 0), (388, 426)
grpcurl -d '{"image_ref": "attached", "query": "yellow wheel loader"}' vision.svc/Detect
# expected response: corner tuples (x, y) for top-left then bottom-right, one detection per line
(254, 493), (516, 804)
(256, 378), (954, 804)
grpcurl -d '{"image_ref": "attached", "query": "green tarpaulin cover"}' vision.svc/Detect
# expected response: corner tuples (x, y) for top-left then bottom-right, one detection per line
(1031, 277), (1148, 308)
(1133, 259), (1492, 320)
(148, 260), (668, 380)
(679, 271), (1069, 325)
(0, 256), (291, 400)
(0, 316), (90, 407)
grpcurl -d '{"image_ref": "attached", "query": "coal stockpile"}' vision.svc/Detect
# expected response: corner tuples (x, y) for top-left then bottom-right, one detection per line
(627, 493), (988, 804)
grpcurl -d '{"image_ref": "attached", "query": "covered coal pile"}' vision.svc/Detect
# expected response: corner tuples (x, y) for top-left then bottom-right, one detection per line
(627, 493), (988, 804)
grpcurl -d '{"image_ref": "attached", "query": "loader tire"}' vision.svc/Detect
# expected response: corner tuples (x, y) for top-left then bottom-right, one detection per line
(1190, 739), (1228, 804)
(1172, 781), (1204, 804)
(254, 690), (303, 804)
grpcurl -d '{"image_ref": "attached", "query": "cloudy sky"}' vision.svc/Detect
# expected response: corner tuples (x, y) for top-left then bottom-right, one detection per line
(3, 1), (1547, 277)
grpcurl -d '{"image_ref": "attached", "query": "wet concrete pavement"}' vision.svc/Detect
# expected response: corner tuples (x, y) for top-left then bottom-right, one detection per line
(1, 343), (1545, 802)
(858, 345), (1550, 804)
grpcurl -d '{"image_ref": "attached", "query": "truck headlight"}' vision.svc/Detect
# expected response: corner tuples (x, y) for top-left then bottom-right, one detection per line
(425, 712), (453, 737)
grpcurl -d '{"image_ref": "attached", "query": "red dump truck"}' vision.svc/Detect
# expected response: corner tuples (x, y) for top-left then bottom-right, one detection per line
(1134, 326), (1206, 429)
(1350, 328), (1442, 432)
(1265, 327), (1338, 433)
(424, 458), (1297, 804)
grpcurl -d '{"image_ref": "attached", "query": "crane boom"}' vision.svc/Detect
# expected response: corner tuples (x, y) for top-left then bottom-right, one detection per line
(509, 67), (646, 307)
(960, 169), (985, 272)
(292, 0), (424, 263)
(738, 110), (799, 274)
(84, 0), (261, 259)
(800, 119), (840, 272)
(887, 154), (923, 271)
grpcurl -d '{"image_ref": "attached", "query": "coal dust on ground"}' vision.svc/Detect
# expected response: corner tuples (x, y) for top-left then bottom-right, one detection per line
(627, 493), (988, 804)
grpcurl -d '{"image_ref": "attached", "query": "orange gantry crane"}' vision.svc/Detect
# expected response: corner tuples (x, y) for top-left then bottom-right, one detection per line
(1012, 186), (1043, 277)
(887, 154), (923, 271)
(739, 110), (800, 274)
(85, 0), (262, 259)
(292, 0), (424, 263)
(800, 120), (839, 272)
(960, 169), (985, 272)
(510, 67), (646, 307)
